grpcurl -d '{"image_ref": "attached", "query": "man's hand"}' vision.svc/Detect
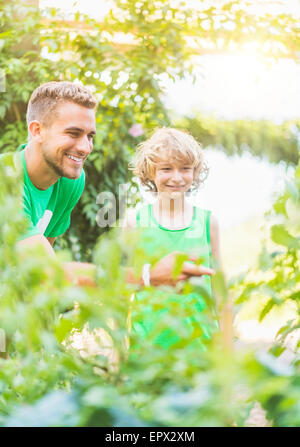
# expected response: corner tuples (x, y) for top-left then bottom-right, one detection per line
(149, 251), (214, 287)
(64, 262), (97, 287)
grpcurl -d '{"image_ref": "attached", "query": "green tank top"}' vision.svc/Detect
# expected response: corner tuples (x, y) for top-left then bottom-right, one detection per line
(130, 203), (218, 352)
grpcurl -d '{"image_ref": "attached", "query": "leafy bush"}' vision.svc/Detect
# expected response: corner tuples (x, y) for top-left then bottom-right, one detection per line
(230, 159), (300, 426)
(1, 149), (300, 427)
(176, 115), (300, 165)
(0, 153), (248, 427)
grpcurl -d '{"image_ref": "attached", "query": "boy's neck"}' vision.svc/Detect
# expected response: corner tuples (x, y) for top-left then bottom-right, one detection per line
(154, 194), (193, 229)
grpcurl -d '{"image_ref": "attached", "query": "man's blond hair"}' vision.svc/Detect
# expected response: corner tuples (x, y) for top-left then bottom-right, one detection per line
(26, 81), (98, 126)
(130, 127), (208, 191)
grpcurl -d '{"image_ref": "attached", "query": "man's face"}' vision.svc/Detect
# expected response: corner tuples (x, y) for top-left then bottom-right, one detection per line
(39, 101), (96, 179)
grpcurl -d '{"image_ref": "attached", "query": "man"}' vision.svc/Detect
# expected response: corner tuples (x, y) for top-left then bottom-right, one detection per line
(12, 81), (213, 286)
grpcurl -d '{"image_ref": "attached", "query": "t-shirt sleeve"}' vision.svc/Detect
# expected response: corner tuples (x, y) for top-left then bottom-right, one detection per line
(0, 151), (41, 241)
(46, 170), (85, 238)
(20, 193), (44, 239)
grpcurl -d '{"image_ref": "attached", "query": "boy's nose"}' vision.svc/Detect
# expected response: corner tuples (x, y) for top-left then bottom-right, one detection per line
(171, 170), (182, 182)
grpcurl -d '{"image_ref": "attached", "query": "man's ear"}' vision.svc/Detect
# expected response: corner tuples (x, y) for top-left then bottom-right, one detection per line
(28, 120), (44, 143)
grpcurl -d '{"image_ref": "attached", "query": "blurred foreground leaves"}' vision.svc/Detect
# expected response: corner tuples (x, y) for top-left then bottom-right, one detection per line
(1, 153), (300, 427)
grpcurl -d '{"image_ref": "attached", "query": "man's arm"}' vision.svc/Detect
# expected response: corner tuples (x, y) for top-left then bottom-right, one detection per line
(18, 234), (55, 256)
(47, 237), (56, 247)
(18, 235), (96, 286)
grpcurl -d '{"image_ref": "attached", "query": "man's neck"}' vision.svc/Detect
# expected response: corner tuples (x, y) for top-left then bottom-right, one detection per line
(24, 142), (59, 190)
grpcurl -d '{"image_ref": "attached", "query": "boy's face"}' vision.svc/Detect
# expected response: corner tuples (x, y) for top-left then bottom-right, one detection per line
(39, 101), (96, 179)
(152, 155), (194, 195)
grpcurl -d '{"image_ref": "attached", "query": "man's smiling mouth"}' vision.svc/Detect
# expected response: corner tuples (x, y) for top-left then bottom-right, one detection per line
(67, 154), (84, 163)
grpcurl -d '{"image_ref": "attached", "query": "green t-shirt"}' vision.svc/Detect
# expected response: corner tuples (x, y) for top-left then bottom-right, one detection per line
(15, 144), (85, 239)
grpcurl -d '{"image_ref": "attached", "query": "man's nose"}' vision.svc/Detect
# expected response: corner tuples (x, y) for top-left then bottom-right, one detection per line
(76, 135), (92, 155)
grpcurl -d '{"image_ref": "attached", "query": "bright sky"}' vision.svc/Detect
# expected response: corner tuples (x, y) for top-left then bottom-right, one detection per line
(164, 56), (300, 122)
(39, 0), (300, 228)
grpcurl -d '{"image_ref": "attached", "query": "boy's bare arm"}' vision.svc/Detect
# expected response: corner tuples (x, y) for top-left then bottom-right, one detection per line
(126, 251), (214, 286)
(210, 214), (233, 350)
(123, 210), (214, 286)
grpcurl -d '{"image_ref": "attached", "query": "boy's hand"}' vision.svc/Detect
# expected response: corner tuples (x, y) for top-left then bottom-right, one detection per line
(150, 251), (214, 287)
(182, 259), (214, 277)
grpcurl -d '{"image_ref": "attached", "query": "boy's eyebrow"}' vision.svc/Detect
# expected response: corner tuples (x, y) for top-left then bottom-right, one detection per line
(65, 126), (96, 135)
(157, 161), (193, 166)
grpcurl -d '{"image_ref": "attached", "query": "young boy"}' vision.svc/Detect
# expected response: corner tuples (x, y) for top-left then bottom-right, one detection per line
(126, 128), (226, 351)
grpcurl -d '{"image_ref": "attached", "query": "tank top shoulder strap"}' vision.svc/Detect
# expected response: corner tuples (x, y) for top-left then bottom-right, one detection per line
(192, 206), (211, 247)
(205, 209), (211, 246)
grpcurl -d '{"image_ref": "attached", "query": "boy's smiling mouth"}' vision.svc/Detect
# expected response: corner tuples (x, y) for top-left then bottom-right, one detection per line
(166, 184), (185, 189)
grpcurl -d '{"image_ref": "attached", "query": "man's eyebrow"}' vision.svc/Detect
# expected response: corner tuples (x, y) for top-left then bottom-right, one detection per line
(65, 127), (96, 134)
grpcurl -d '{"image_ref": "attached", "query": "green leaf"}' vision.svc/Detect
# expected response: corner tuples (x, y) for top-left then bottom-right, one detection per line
(271, 224), (297, 248)
(269, 343), (286, 358)
(285, 179), (299, 202)
(211, 270), (228, 302)
(295, 163), (300, 180)
(172, 253), (188, 279)
(54, 317), (75, 343)
(259, 299), (275, 322)
(258, 246), (273, 271)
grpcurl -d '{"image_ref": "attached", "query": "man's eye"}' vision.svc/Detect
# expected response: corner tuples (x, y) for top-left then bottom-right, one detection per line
(69, 133), (79, 138)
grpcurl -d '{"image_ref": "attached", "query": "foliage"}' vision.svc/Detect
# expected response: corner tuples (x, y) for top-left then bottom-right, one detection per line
(0, 153), (248, 427)
(230, 157), (300, 426)
(1, 0), (300, 261)
(1, 150), (300, 427)
(176, 115), (300, 165)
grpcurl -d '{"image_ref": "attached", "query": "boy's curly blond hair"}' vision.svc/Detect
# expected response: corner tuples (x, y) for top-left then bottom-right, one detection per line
(130, 127), (208, 192)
